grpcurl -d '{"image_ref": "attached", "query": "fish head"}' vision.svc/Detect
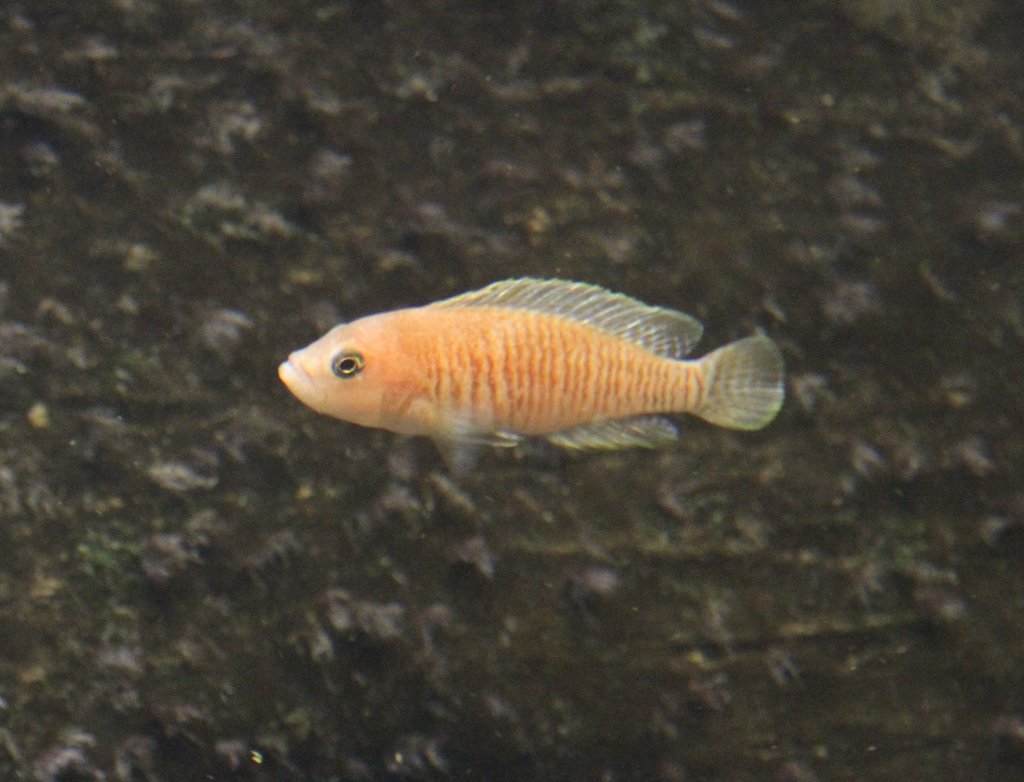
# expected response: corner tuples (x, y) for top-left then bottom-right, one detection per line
(279, 311), (422, 431)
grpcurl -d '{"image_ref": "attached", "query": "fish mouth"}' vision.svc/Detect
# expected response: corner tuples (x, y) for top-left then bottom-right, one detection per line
(278, 357), (316, 400)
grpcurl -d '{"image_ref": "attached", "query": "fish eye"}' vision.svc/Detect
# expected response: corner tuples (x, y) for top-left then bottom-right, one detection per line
(331, 352), (365, 378)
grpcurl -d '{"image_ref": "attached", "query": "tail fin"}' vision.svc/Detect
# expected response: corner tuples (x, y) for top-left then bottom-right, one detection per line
(696, 335), (784, 430)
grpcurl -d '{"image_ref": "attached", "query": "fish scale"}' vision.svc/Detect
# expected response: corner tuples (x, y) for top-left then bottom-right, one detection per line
(456, 312), (662, 433)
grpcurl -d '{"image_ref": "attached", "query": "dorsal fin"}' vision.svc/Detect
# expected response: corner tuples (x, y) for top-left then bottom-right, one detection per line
(430, 278), (703, 358)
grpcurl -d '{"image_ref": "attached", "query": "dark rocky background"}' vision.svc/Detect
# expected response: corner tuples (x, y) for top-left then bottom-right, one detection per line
(1, 1), (1022, 780)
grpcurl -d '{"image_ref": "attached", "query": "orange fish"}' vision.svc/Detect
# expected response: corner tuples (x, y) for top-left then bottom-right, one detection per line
(279, 279), (783, 461)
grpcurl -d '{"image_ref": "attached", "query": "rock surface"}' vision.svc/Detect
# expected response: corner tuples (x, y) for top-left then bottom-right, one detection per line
(0, 1), (1022, 780)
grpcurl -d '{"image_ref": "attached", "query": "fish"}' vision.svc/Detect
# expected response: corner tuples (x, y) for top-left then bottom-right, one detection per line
(279, 278), (784, 463)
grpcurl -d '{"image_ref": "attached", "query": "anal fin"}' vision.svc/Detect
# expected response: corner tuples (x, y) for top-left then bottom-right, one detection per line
(546, 416), (678, 450)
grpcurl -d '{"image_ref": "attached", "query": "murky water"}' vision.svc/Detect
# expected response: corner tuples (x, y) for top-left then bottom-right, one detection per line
(1, 1), (1022, 780)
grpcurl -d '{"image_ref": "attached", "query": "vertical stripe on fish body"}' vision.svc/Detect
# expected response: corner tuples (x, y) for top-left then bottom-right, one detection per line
(405, 307), (700, 435)
(278, 278), (784, 450)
